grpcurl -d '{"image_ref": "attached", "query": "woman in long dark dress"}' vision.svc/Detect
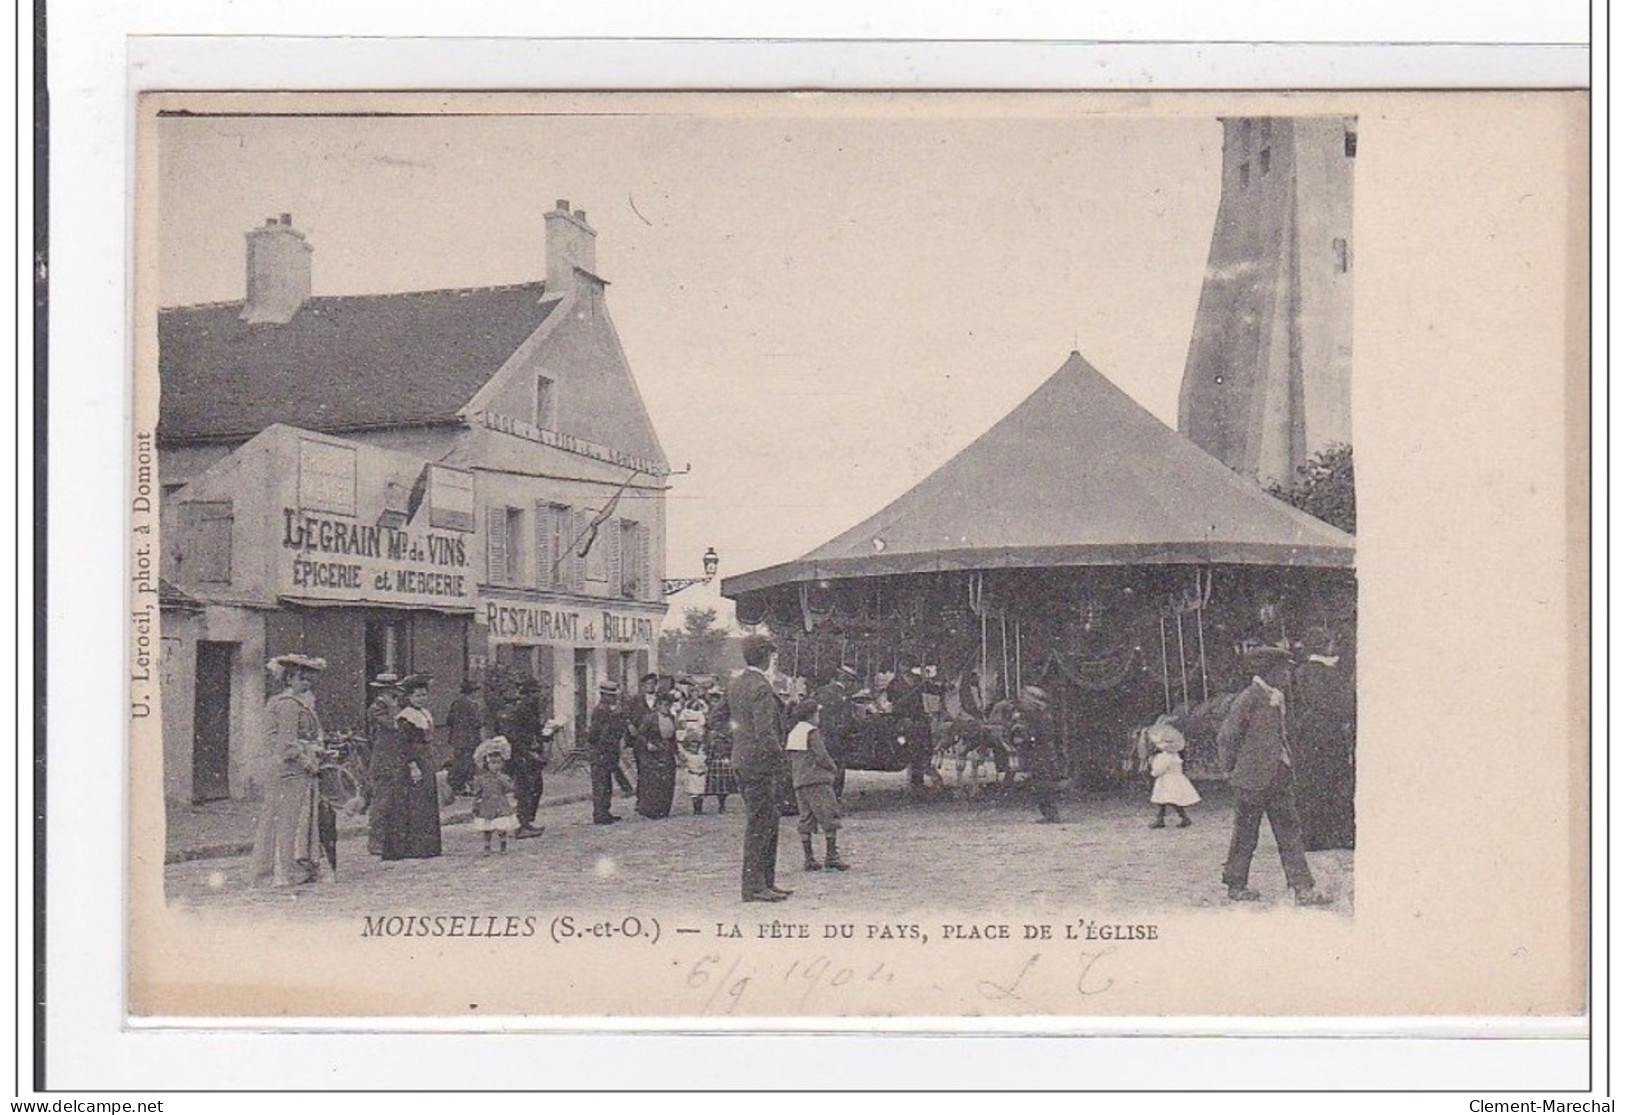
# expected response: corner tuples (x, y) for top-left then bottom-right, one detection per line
(365, 673), (402, 856)
(383, 674), (443, 860)
(629, 681), (677, 819)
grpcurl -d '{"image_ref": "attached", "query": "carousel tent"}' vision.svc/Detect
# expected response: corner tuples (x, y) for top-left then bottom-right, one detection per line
(722, 351), (1353, 598)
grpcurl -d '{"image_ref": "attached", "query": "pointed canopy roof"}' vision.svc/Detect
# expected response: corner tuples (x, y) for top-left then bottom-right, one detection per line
(722, 351), (1353, 597)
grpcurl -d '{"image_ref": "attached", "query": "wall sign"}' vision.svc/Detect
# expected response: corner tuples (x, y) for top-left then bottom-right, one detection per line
(479, 595), (658, 648)
(280, 508), (473, 607)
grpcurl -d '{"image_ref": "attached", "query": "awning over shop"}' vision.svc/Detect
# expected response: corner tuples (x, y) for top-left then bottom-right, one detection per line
(279, 595), (476, 617)
(722, 351), (1353, 598)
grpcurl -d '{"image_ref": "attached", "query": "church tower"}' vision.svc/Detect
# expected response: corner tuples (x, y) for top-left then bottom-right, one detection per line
(1178, 116), (1356, 488)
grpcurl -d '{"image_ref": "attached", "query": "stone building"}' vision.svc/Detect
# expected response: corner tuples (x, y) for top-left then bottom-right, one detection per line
(1178, 116), (1356, 488)
(157, 202), (670, 803)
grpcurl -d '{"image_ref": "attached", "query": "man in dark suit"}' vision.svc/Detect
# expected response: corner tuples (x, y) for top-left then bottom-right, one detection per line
(1216, 645), (1333, 906)
(1290, 627), (1356, 851)
(586, 681), (629, 825)
(728, 635), (792, 903)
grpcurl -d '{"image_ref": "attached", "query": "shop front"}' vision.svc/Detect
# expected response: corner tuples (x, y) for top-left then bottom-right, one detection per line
(160, 425), (478, 801)
(474, 591), (664, 746)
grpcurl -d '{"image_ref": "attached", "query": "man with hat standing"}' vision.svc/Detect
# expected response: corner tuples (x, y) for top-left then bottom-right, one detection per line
(1010, 684), (1063, 823)
(1216, 645), (1333, 906)
(728, 634), (793, 902)
(444, 679), (486, 798)
(503, 677), (548, 839)
(587, 680), (630, 825)
(1290, 627), (1356, 851)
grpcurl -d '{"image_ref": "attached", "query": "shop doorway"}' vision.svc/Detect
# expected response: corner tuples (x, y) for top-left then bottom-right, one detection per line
(192, 641), (235, 802)
(573, 649), (593, 741)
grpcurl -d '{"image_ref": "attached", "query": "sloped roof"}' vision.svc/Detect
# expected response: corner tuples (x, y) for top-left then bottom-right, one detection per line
(722, 351), (1353, 596)
(158, 283), (557, 442)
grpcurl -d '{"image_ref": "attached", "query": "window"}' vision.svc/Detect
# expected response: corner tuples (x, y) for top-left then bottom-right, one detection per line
(1239, 162), (1250, 189)
(616, 520), (652, 601)
(186, 501), (233, 583)
(424, 465), (475, 532)
(505, 508), (524, 583)
(298, 439), (356, 516)
(1259, 147), (1271, 175)
(584, 514), (609, 583)
(536, 502), (570, 589)
(618, 519), (641, 599)
(535, 375), (556, 429)
(1344, 129), (1358, 158)
(487, 506), (526, 585)
(1333, 238), (1350, 273)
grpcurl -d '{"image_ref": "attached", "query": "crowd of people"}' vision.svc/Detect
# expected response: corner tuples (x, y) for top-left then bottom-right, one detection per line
(248, 629), (1350, 908)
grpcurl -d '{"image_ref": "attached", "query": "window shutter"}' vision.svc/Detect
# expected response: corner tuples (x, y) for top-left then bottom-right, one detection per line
(636, 522), (652, 601)
(535, 501), (553, 588)
(189, 501), (234, 583)
(570, 507), (587, 592)
(606, 518), (623, 598)
(487, 506), (508, 584)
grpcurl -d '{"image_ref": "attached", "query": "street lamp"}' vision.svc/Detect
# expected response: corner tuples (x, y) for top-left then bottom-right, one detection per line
(663, 547), (720, 596)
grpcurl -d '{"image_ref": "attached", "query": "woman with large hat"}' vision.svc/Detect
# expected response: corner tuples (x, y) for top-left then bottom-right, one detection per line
(251, 653), (329, 887)
(382, 673), (444, 861)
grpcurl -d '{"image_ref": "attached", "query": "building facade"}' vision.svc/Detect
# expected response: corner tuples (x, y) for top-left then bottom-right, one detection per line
(157, 202), (669, 803)
(1177, 116), (1356, 488)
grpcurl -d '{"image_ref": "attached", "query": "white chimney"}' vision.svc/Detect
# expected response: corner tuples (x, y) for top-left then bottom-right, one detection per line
(544, 199), (599, 294)
(240, 214), (312, 325)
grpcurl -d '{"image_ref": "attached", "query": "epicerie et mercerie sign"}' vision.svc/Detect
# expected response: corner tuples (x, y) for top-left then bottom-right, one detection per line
(480, 598), (657, 648)
(280, 509), (472, 604)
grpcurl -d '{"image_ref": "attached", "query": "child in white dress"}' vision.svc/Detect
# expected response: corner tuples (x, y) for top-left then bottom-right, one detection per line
(470, 737), (519, 853)
(1147, 721), (1199, 828)
(678, 699), (711, 814)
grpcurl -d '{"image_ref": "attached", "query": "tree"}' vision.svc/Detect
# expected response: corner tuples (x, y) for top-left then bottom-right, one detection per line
(1269, 443), (1356, 535)
(683, 606), (719, 638)
(663, 606), (729, 676)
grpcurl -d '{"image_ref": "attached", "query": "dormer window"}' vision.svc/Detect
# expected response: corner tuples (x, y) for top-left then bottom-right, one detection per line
(535, 374), (557, 429)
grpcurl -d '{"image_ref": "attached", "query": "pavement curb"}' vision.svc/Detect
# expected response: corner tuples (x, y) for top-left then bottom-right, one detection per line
(165, 791), (594, 865)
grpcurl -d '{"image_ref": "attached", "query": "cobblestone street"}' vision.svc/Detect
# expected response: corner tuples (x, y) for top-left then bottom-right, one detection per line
(165, 771), (1354, 919)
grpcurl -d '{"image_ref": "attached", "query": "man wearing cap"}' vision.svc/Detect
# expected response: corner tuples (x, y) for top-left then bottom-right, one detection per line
(1216, 646), (1333, 906)
(587, 681), (630, 825)
(813, 666), (859, 799)
(728, 634), (793, 902)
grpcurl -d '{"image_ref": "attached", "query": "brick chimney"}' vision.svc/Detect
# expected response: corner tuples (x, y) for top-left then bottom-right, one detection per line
(544, 199), (600, 294)
(240, 213), (312, 325)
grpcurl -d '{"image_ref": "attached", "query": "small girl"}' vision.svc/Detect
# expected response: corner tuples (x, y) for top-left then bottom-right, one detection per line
(1147, 718), (1199, 828)
(470, 736), (520, 853)
(678, 699), (710, 814)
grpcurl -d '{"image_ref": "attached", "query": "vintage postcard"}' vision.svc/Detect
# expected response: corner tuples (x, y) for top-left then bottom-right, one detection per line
(128, 89), (1587, 1020)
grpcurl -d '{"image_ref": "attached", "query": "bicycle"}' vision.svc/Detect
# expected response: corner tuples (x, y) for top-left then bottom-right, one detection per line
(316, 730), (371, 817)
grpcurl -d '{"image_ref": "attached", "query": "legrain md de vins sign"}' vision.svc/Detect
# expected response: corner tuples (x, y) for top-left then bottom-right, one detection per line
(280, 508), (473, 607)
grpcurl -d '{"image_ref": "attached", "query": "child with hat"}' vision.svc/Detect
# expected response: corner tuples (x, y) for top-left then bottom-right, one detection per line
(1146, 717), (1199, 828)
(470, 736), (520, 854)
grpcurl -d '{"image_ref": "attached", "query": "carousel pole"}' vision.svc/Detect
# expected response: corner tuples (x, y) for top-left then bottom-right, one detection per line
(1194, 570), (1210, 703)
(1159, 615), (1172, 713)
(1014, 617), (1023, 696)
(1195, 604), (1210, 703)
(1174, 609), (1191, 709)
(1000, 613), (1011, 702)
